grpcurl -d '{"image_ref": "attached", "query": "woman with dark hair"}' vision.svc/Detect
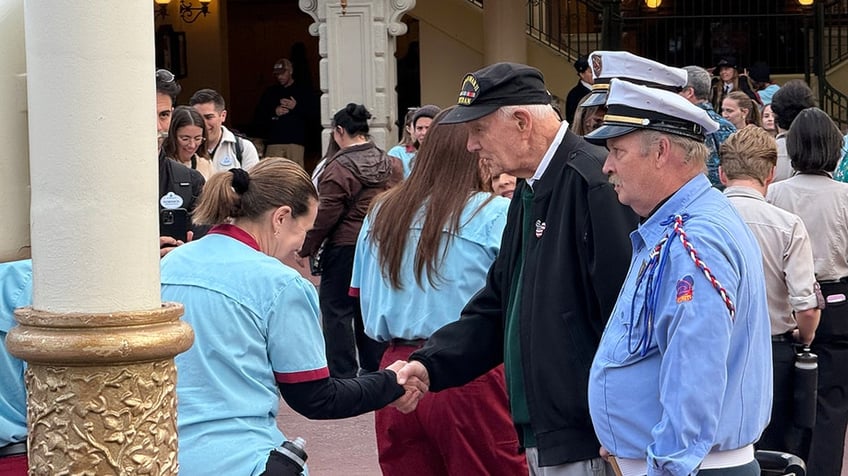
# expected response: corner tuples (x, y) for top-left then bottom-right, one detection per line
(163, 105), (214, 180)
(767, 107), (848, 476)
(299, 103), (403, 379)
(351, 107), (527, 475)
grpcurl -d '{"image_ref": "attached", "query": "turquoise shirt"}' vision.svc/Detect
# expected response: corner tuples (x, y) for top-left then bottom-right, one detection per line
(0, 259), (31, 447)
(351, 192), (508, 341)
(387, 144), (416, 178)
(162, 227), (328, 475)
(588, 175), (772, 475)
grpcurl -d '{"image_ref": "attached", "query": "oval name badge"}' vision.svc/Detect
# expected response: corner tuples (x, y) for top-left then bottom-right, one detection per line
(160, 191), (184, 209)
(220, 156), (234, 167)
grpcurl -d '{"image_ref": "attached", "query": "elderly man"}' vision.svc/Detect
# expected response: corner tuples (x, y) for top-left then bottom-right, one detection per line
(585, 79), (772, 476)
(397, 62), (638, 475)
(680, 66), (737, 189)
(719, 125), (820, 457)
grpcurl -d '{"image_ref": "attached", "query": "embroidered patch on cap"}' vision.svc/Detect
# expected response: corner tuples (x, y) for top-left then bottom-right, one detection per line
(592, 54), (603, 79)
(458, 74), (479, 106)
(676, 275), (694, 303)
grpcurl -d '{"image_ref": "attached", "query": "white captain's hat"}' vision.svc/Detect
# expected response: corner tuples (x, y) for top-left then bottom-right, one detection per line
(584, 79), (719, 144)
(581, 51), (688, 108)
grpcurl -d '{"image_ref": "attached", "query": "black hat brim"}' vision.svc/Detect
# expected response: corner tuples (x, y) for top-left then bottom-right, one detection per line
(581, 91), (607, 108)
(583, 124), (638, 145)
(439, 103), (502, 124)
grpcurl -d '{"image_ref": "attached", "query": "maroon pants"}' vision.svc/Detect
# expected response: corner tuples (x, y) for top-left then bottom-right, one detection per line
(376, 343), (527, 475)
(0, 454), (27, 475)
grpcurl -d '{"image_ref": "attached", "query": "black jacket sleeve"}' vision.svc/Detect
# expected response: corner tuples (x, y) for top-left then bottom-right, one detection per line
(278, 370), (404, 420)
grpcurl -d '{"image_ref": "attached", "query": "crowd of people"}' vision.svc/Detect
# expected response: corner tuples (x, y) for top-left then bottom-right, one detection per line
(3, 49), (848, 476)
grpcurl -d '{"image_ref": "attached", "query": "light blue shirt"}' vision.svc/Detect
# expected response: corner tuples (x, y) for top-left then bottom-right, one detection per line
(588, 175), (771, 476)
(351, 192), (509, 341)
(161, 231), (328, 475)
(387, 144), (416, 178)
(758, 84), (780, 106)
(0, 259), (31, 447)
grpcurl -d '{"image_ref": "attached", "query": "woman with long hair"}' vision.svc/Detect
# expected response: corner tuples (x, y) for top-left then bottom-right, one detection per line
(161, 158), (418, 475)
(767, 107), (848, 476)
(162, 106), (214, 180)
(299, 103), (403, 379)
(351, 108), (527, 475)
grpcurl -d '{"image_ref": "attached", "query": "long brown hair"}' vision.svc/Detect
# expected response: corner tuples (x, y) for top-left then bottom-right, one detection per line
(368, 107), (493, 289)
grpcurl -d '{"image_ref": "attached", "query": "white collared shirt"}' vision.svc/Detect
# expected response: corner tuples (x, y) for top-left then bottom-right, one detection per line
(527, 122), (569, 190)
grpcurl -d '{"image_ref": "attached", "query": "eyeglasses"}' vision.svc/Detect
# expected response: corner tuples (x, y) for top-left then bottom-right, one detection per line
(177, 135), (205, 145)
(156, 69), (175, 83)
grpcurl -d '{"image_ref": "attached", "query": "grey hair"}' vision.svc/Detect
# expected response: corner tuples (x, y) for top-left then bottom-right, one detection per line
(683, 66), (712, 101)
(640, 130), (709, 167)
(499, 104), (558, 120)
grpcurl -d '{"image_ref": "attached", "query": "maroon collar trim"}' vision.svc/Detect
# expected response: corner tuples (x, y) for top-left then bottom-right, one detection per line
(208, 224), (261, 251)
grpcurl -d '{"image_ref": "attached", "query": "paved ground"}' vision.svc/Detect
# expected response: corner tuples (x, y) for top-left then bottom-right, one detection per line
(276, 400), (381, 475)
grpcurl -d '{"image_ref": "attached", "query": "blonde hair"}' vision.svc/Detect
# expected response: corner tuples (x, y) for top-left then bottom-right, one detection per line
(720, 125), (777, 185)
(193, 158), (317, 225)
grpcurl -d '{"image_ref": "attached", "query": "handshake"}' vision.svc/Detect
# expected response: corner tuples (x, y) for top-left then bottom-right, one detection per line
(385, 360), (430, 414)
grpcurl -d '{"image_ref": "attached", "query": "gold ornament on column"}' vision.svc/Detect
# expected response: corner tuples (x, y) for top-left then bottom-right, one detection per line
(341, 0), (348, 15)
(7, 303), (193, 475)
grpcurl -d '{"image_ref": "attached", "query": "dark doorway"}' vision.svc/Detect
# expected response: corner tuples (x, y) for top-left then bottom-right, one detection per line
(227, 0), (322, 171)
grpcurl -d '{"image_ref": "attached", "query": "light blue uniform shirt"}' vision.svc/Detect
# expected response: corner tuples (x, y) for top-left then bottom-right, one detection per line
(0, 259), (31, 447)
(758, 84), (780, 106)
(161, 230), (328, 476)
(387, 144), (416, 178)
(588, 175), (772, 476)
(351, 192), (509, 341)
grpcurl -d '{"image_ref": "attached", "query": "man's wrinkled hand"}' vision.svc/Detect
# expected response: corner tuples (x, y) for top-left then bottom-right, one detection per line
(386, 360), (428, 413)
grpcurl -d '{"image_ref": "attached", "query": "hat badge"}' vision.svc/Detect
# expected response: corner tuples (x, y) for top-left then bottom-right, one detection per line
(458, 74), (479, 106)
(592, 55), (603, 78)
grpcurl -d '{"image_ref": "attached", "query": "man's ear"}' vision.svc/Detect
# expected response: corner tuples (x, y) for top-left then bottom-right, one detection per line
(513, 108), (532, 134)
(719, 165), (729, 186)
(654, 135), (672, 168)
(220, 110), (228, 123)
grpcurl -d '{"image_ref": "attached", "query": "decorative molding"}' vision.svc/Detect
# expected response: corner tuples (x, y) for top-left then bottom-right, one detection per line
(27, 361), (180, 475)
(387, 0), (415, 36)
(7, 302), (191, 474)
(298, 0), (321, 36)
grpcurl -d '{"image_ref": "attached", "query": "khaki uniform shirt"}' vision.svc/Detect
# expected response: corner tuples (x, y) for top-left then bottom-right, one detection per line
(726, 185), (818, 334)
(768, 174), (848, 282)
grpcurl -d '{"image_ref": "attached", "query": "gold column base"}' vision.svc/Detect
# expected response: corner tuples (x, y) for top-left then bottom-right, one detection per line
(7, 302), (193, 476)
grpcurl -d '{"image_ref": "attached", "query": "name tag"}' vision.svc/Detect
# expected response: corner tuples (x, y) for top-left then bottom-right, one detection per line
(826, 293), (846, 304)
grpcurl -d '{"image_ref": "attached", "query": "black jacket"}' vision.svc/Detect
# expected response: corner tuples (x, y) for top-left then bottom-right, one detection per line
(411, 131), (638, 466)
(565, 82), (591, 124)
(158, 154), (207, 238)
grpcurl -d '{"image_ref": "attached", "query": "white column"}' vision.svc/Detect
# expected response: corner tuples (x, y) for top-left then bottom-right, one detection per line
(483, 0), (527, 65)
(0, 0), (30, 262)
(300, 0), (416, 151)
(25, 0), (160, 312)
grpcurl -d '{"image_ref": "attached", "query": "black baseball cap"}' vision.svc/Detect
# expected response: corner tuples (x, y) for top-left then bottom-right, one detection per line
(440, 62), (552, 124)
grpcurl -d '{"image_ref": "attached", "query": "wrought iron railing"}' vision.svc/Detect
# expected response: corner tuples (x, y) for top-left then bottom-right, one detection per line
(822, 0), (848, 70)
(526, 0), (603, 59)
